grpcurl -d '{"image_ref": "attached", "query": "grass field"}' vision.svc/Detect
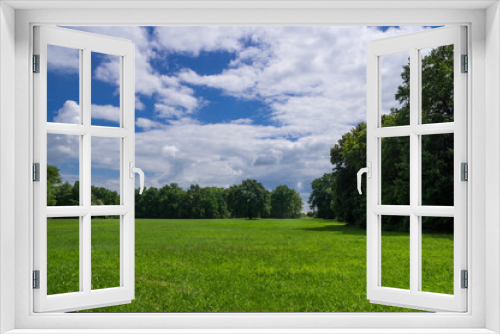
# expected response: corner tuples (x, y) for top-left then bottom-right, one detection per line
(46, 217), (453, 312)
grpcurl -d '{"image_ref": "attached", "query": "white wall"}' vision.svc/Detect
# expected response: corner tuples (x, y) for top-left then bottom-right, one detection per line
(486, 2), (500, 333)
(0, 2), (16, 333)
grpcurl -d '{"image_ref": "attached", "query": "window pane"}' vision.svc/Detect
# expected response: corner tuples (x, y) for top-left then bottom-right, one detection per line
(421, 45), (454, 124)
(47, 45), (80, 124)
(381, 136), (410, 205)
(381, 215), (410, 290)
(91, 137), (121, 205)
(47, 217), (80, 295)
(421, 216), (454, 294)
(91, 52), (121, 127)
(91, 216), (121, 290)
(381, 51), (410, 127)
(422, 133), (454, 206)
(47, 133), (80, 206)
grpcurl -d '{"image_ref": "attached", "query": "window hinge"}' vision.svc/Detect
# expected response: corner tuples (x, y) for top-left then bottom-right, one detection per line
(461, 54), (468, 73)
(33, 270), (40, 289)
(33, 54), (40, 73)
(461, 162), (468, 181)
(461, 270), (468, 289)
(33, 163), (40, 182)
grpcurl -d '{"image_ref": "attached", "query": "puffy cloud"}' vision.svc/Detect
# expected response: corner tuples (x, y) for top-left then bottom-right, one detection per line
(64, 26), (203, 119)
(153, 26), (251, 56)
(230, 118), (253, 125)
(52, 100), (121, 124)
(133, 121), (332, 199)
(47, 44), (80, 74)
(91, 104), (120, 123)
(176, 26), (429, 134)
(53, 100), (79, 124)
(136, 117), (164, 130)
(253, 149), (284, 166)
(47, 132), (79, 163)
(54, 26), (431, 209)
(162, 145), (180, 157)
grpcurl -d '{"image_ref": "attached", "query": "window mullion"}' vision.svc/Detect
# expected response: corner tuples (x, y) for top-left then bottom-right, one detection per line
(82, 47), (92, 294)
(409, 47), (420, 294)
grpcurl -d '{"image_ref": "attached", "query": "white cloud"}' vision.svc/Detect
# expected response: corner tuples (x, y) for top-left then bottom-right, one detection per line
(53, 100), (79, 124)
(253, 149), (284, 166)
(92, 104), (120, 123)
(175, 26), (428, 134)
(135, 97), (146, 111)
(162, 145), (180, 157)
(136, 117), (164, 130)
(47, 132), (79, 163)
(153, 26), (251, 56)
(47, 44), (80, 74)
(52, 100), (121, 124)
(60, 26), (431, 209)
(230, 118), (253, 125)
(64, 26), (203, 120)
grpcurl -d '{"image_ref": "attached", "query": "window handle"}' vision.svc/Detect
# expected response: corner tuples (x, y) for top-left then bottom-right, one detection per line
(357, 162), (371, 195)
(129, 161), (145, 195)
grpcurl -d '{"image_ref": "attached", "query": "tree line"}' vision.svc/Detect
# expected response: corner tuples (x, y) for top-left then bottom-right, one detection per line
(308, 46), (455, 233)
(47, 167), (303, 219)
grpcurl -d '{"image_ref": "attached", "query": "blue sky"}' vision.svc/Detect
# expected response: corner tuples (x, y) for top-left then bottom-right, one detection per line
(46, 26), (429, 209)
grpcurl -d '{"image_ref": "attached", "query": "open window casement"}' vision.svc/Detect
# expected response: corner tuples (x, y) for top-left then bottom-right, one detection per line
(33, 26), (142, 312)
(361, 26), (467, 312)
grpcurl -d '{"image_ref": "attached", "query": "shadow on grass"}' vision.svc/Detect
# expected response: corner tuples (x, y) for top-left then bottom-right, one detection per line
(297, 223), (366, 236)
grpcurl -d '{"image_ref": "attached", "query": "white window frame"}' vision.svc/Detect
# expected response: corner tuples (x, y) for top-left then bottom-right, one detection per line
(33, 26), (136, 313)
(366, 26), (468, 312)
(1, 1), (499, 333)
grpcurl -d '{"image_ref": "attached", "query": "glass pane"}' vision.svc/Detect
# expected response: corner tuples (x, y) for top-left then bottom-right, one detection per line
(381, 51), (410, 127)
(47, 133), (80, 206)
(381, 136), (410, 205)
(91, 215), (121, 290)
(91, 137), (121, 205)
(422, 133), (454, 206)
(381, 215), (410, 290)
(47, 45), (80, 124)
(421, 45), (454, 124)
(91, 52), (121, 127)
(421, 217), (454, 294)
(47, 217), (80, 295)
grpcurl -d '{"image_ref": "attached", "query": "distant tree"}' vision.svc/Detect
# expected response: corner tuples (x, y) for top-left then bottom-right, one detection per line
(91, 186), (120, 206)
(135, 187), (160, 218)
(308, 174), (335, 219)
(47, 164), (62, 206)
(271, 185), (302, 218)
(56, 182), (78, 206)
(227, 179), (270, 220)
(157, 183), (187, 218)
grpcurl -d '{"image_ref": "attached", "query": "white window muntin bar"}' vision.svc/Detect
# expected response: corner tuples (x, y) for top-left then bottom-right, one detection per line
(46, 123), (130, 138)
(373, 123), (455, 138)
(46, 206), (129, 217)
(373, 205), (454, 217)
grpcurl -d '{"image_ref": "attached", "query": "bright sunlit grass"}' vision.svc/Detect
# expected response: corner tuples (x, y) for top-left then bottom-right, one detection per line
(46, 218), (453, 312)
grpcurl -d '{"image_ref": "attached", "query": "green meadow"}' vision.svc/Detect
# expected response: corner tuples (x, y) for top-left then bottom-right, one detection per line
(46, 218), (453, 312)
